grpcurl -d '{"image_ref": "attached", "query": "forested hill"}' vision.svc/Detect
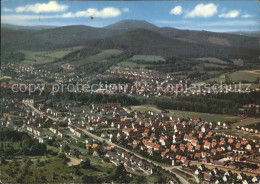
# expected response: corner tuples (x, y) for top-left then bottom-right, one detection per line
(1, 20), (259, 59)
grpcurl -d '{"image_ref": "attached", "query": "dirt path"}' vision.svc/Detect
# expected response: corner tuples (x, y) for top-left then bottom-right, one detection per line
(67, 156), (81, 166)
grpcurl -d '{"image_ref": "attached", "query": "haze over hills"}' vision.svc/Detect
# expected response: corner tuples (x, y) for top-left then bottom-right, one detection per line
(1, 24), (57, 30)
(1, 20), (259, 60)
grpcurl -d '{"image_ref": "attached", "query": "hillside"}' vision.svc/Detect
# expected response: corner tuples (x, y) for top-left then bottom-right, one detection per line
(84, 29), (259, 59)
(1, 20), (259, 62)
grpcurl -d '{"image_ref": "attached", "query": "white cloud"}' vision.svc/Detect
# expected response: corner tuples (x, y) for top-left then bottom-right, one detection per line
(122, 8), (129, 12)
(219, 10), (239, 18)
(185, 3), (218, 18)
(61, 7), (121, 18)
(86, 7), (121, 18)
(15, 1), (68, 13)
(3, 8), (13, 12)
(241, 13), (252, 18)
(170, 6), (182, 15)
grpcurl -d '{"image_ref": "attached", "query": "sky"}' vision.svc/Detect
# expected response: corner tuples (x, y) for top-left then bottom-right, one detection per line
(1, 0), (259, 32)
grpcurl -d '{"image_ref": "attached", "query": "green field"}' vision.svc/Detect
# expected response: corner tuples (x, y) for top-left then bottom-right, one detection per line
(204, 63), (228, 69)
(168, 110), (242, 122)
(230, 70), (260, 82)
(131, 105), (242, 122)
(131, 55), (165, 62)
(196, 57), (229, 65)
(117, 60), (146, 69)
(70, 49), (123, 67)
(206, 70), (260, 86)
(131, 105), (161, 113)
(20, 46), (84, 66)
(231, 118), (260, 129)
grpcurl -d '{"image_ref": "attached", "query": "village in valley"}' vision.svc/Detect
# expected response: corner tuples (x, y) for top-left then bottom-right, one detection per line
(1, 71), (260, 183)
(1, 1), (260, 183)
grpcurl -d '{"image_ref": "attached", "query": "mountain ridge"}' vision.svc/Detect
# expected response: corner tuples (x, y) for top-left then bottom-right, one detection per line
(1, 20), (259, 59)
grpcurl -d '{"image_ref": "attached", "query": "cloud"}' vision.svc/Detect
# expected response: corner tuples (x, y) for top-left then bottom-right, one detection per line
(185, 3), (218, 18)
(241, 13), (252, 18)
(170, 6), (182, 15)
(122, 8), (129, 12)
(219, 10), (239, 18)
(61, 7), (121, 18)
(3, 8), (13, 12)
(15, 1), (68, 13)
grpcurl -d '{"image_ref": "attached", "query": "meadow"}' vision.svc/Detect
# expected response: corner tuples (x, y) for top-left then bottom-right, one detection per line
(20, 46), (84, 66)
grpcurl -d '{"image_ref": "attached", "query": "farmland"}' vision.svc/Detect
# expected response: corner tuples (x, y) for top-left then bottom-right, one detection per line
(196, 57), (229, 65)
(20, 46), (84, 66)
(206, 70), (260, 85)
(131, 55), (165, 62)
(69, 49), (123, 67)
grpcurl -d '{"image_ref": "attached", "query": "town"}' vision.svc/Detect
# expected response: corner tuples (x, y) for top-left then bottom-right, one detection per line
(1, 95), (260, 183)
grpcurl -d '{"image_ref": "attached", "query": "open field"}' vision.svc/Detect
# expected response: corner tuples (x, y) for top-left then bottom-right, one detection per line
(117, 60), (146, 69)
(207, 70), (260, 83)
(131, 55), (165, 62)
(196, 57), (229, 65)
(230, 70), (260, 82)
(168, 110), (242, 122)
(131, 105), (161, 113)
(70, 49), (123, 67)
(204, 63), (228, 69)
(131, 105), (241, 122)
(20, 46), (84, 66)
(231, 118), (260, 129)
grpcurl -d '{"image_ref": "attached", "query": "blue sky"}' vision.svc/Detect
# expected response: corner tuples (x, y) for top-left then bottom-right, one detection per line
(1, 0), (259, 32)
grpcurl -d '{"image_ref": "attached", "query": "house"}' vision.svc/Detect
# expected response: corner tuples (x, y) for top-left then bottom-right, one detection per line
(58, 129), (65, 138)
(204, 173), (212, 181)
(69, 125), (76, 133)
(204, 141), (211, 149)
(39, 137), (48, 143)
(223, 175), (230, 182)
(50, 125), (58, 134)
(36, 129), (44, 137)
(75, 129), (85, 138)
(93, 151), (99, 157)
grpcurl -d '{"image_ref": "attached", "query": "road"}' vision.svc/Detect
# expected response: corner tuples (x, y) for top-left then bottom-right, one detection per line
(23, 102), (194, 184)
(23, 102), (63, 122)
(76, 126), (191, 184)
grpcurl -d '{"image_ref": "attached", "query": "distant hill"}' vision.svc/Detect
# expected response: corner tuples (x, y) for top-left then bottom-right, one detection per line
(1, 20), (259, 60)
(84, 29), (259, 59)
(1, 24), (56, 30)
(105, 19), (159, 31)
(227, 31), (260, 38)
